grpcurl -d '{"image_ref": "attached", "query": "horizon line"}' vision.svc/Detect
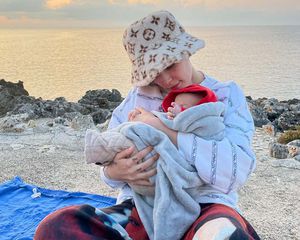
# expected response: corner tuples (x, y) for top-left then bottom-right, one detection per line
(0, 24), (299, 30)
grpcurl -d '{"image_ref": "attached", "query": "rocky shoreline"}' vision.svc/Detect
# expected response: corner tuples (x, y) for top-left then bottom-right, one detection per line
(1, 79), (300, 129)
(1, 79), (299, 161)
(1, 79), (300, 239)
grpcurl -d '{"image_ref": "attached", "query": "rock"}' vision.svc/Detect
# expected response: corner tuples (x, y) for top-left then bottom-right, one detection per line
(0, 79), (29, 96)
(247, 97), (300, 132)
(265, 100), (287, 122)
(247, 101), (270, 127)
(63, 112), (84, 121)
(10, 143), (25, 150)
(1, 79), (300, 133)
(54, 117), (70, 126)
(262, 124), (276, 137)
(78, 89), (122, 106)
(90, 109), (111, 124)
(277, 111), (300, 131)
(27, 120), (37, 128)
(287, 140), (300, 158)
(269, 142), (289, 159)
(1, 79), (123, 125)
(271, 158), (300, 170)
(0, 80), (29, 117)
(96, 119), (110, 132)
(287, 139), (300, 147)
(0, 114), (30, 133)
(287, 145), (299, 158)
(70, 115), (95, 130)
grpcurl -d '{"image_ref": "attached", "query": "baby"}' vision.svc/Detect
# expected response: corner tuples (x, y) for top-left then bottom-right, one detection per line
(85, 84), (217, 196)
(162, 84), (217, 119)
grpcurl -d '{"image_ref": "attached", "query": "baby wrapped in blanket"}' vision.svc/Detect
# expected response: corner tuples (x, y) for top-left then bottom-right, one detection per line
(85, 84), (222, 195)
(84, 84), (226, 239)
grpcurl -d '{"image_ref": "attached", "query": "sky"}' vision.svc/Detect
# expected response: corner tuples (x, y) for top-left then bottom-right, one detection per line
(0, 0), (299, 28)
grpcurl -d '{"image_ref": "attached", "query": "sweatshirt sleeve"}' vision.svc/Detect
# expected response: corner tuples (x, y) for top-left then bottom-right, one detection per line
(177, 81), (256, 193)
(99, 89), (136, 189)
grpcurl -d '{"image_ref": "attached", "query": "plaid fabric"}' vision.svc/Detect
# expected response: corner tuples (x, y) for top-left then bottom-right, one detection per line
(34, 200), (260, 240)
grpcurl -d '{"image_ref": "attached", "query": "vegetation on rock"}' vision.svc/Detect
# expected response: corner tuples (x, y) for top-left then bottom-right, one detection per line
(278, 125), (300, 144)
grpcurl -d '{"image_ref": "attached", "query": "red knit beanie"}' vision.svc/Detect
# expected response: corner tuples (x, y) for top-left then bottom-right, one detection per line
(162, 84), (217, 112)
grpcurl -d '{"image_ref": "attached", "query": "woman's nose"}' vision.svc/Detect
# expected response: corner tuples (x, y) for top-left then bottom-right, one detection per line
(155, 71), (172, 87)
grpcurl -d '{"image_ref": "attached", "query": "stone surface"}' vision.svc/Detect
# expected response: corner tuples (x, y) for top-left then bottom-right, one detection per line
(0, 79), (123, 124)
(1, 127), (299, 240)
(0, 80), (29, 117)
(247, 97), (300, 131)
(269, 142), (289, 159)
(1, 79), (300, 239)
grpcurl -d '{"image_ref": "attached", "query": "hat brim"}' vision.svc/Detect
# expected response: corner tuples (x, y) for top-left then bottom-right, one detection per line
(131, 32), (205, 87)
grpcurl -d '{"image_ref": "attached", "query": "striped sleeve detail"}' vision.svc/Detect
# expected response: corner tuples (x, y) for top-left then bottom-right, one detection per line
(247, 155), (256, 178)
(137, 93), (163, 101)
(204, 193), (236, 206)
(191, 135), (198, 164)
(225, 124), (251, 142)
(234, 109), (252, 123)
(210, 141), (218, 185)
(114, 114), (122, 125)
(227, 141), (238, 193)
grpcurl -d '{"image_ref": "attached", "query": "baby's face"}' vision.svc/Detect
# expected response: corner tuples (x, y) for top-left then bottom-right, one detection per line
(174, 92), (204, 109)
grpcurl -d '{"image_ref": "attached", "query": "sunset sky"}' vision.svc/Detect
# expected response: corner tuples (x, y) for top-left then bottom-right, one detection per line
(0, 0), (299, 28)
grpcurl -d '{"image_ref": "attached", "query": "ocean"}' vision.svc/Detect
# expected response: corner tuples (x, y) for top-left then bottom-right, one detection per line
(0, 26), (299, 101)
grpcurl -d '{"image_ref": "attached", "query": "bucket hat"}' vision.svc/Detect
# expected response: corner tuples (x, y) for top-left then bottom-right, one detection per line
(161, 84), (217, 112)
(123, 10), (205, 87)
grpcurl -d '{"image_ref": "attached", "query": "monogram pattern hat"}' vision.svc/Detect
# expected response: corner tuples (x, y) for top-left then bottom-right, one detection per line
(123, 10), (205, 87)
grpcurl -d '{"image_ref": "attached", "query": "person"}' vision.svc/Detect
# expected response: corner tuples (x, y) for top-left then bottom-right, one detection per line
(84, 84), (221, 199)
(162, 84), (218, 119)
(34, 10), (260, 240)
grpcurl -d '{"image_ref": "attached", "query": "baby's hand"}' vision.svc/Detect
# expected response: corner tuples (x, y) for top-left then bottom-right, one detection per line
(130, 107), (160, 128)
(128, 108), (141, 121)
(167, 102), (181, 120)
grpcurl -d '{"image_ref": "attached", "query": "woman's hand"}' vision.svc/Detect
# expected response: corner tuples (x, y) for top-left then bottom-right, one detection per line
(105, 146), (159, 186)
(128, 108), (141, 121)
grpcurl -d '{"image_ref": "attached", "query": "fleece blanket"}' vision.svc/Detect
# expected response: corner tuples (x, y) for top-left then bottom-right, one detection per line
(0, 176), (116, 240)
(118, 102), (225, 240)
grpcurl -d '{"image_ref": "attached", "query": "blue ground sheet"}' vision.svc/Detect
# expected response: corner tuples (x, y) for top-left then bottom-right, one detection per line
(0, 176), (116, 240)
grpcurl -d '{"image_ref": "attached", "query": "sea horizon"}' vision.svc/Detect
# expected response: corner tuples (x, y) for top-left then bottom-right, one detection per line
(1, 26), (299, 101)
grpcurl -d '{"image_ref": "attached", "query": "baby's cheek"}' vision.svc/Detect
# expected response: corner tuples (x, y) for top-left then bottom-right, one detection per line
(172, 103), (182, 115)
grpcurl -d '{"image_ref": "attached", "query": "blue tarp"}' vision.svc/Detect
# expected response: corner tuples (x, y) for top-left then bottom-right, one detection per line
(0, 176), (116, 240)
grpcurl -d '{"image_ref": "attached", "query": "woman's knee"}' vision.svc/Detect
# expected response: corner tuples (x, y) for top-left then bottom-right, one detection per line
(193, 217), (236, 240)
(34, 205), (87, 240)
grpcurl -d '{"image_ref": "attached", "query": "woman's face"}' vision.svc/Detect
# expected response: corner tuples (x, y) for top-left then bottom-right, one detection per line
(152, 58), (196, 92)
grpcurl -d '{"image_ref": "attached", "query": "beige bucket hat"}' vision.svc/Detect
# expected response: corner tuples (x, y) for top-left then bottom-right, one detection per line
(123, 10), (205, 87)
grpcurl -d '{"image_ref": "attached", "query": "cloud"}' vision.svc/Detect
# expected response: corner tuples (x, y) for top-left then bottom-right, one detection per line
(127, 0), (160, 4)
(46, 0), (73, 9)
(107, 0), (160, 5)
(0, 0), (299, 27)
(106, 0), (300, 11)
(0, 0), (43, 12)
(0, 15), (43, 27)
(178, 0), (300, 10)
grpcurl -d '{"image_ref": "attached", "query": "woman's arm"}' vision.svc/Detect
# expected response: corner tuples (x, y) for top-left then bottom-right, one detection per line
(177, 82), (256, 193)
(100, 89), (159, 189)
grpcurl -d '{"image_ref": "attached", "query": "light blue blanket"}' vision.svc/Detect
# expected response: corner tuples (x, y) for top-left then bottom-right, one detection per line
(119, 102), (225, 240)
